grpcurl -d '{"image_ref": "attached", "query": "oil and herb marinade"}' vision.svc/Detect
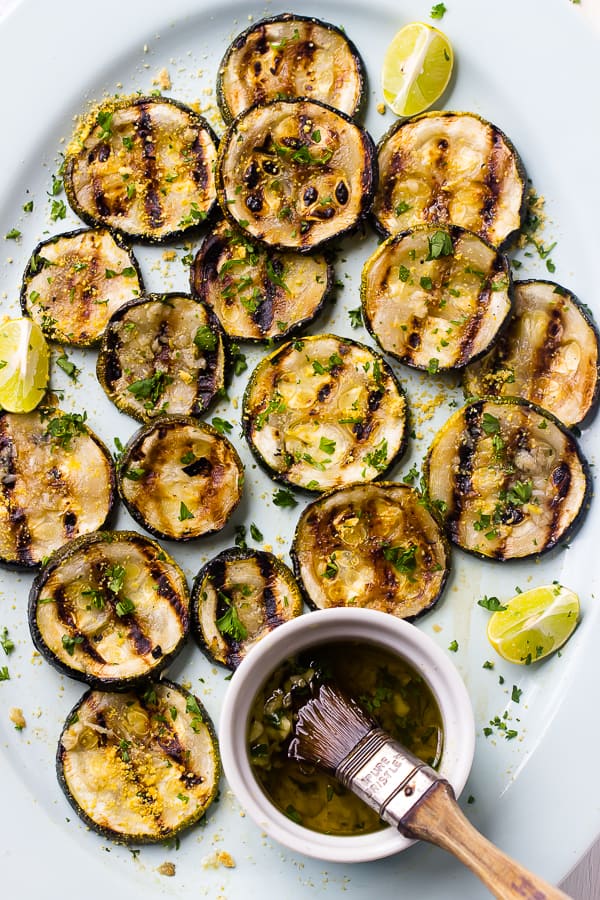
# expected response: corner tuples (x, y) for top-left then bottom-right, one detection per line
(247, 641), (443, 836)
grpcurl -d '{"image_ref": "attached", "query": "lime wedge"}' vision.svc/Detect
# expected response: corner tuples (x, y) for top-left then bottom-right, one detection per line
(487, 584), (580, 665)
(0, 317), (50, 412)
(382, 22), (453, 117)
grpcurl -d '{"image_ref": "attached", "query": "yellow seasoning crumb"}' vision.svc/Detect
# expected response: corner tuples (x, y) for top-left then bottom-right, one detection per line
(376, 102), (386, 115)
(201, 851), (236, 869)
(157, 862), (176, 877)
(9, 707), (26, 730)
(178, 370), (193, 384)
(432, 624), (443, 634)
(153, 68), (172, 91)
(162, 249), (177, 262)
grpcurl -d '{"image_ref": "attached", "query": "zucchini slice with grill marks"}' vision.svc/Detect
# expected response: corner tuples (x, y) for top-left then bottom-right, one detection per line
(216, 98), (376, 252)
(361, 225), (512, 371)
(21, 228), (143, 346)
(97, 293), (226, 423)
(424, 398), (591, 560)
(57, 680), (220, 843)
(242, 334), (408, 491)
(463, 280), (600, 428)
(29, 531), (189, 689)
(372, 111), (526, 249)
(216, 14), (366, 122)
(0, 407), (115, 568)
(291, 482), (450, 620)
(64, 96), (218, 243)
(190, 220), (333, 342)
(117, 416), (244, 542)
(192, 547), (303, 669)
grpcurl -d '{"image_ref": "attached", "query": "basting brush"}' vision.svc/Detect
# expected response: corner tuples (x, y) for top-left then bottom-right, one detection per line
(290, 683), (570, 900)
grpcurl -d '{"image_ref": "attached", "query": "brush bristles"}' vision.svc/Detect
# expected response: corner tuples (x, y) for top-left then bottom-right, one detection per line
(289, 683), (376, 773)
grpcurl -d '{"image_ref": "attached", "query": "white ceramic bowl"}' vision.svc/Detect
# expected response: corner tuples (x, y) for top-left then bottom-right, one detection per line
(219, 607), (475, 863)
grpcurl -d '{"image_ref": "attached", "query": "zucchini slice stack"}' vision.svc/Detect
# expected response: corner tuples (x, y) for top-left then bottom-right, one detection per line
(291, 483), (450, 619)
(21, 228), (143, 346)
(117, 417), (244, 541)
(97, 293), (226, 422)
(192, 548), (303, 669)
(424, 398), (590, 560)
(64, 96), (219, 243)
(29, 532), (189, 688)
(242, 334), (408, 491)
(217, 13), (366, 121)
(463, 280), (600, 428)
(57, 681), (220, 843)
(361, 225), (512, 371)
(0, 408), (115, 567)
(190, 221), (333, 342)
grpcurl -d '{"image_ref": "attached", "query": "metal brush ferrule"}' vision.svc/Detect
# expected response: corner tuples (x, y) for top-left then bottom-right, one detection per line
(335, 728), (442, 828)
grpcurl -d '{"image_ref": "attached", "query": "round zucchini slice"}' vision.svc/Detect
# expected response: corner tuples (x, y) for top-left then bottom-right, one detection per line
(0, 407), (115, 568)
(424, 398), (591, 560)
(216, 98), (376, 252)
(242, 334), (408, 491)
(361, 225), (512, 371)
(372, 111), (526, 249)
(57, 680), (220, 843)
(216, 13), (366, 122)
(190, 220), (333, 342)
(63, 96), (218, 243)
(463, 280), (600, 428)
(191, 547), (303, 669)
(291, 482), (450, 620)
(29, 531), (189, 689)
(97, 293), (226, 423)
(117, 416), (244, 542)
(20, 228), (143, 347)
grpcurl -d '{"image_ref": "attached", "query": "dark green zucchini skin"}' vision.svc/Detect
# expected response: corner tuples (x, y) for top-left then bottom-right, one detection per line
(191, 546), (304, 669)
(216, 13), (367, 123)
(424, 397), (592, 561)
(63, 96), (220, 244)
(28, 531), (190, 690)
(56, 679), (220, 844)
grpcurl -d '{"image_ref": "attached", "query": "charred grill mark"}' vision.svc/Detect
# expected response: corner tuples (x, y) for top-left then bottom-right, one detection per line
(258, 553), (283, 627)
(531, 307), (564, 403)
(150, 562), (188, 623)
(383, 150), (403, 213)
(52, 585), (106, 664)
(0, 422), (33, 564)
(191, 233), (224, 297)
(448, 402), (484, 537)
(92, 176), (111, 219)
(63, 510), (77, 537)
(104, 327), (123, 387)
(458, 285), (491, 364)
(317, 382), (332, 403)
(481, 128), (504, 234)
(182, 456), (212, 477)
(136, 106), (163, 229)
(127, 619), (153, 656)
(190, 131), (209, 192)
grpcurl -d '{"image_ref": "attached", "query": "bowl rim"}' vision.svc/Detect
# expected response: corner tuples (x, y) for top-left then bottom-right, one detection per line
(219, 607), (475, 863)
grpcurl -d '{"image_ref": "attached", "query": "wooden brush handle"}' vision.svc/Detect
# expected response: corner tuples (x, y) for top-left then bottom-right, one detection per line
(401, 780), (571, 900)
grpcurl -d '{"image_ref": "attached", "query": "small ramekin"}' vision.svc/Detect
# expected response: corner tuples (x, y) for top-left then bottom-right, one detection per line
(219, 607), (475, 862)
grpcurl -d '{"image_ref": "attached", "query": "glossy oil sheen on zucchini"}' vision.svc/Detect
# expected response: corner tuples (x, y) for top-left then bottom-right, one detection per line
(64, 96), (218, 242)
(29, 531), (189, 688)
(190, 221), (333, 341)
(372, 111), (526, 249)
(217, 14), (366, 122)
(291, 482), (450, 619)
(217, 99), (376, 251)
(118, 416), (244, 541)
(57, 680), (220, 843)
(361, 225), (512, 371)
(97, 293), (226, 422)
(424, 398), (590, 560)
(242, 334), (407, 491)
(0, 407), (115, 568)
(463, 280), (600, 427)
(21, 228), (143, 346)
(192, 547), (303, 669)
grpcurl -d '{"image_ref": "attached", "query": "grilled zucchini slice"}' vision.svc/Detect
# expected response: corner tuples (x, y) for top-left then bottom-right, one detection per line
(64, 96), (218, 243)
(372, 111), (526, 249)
(242, 334), (408, 491)
(216, 98), (376, 252)
(117, 416), (244, 542)
(216, 14), (366, 122)
(0, 407), (115, 568)
(190, 220), (333, 342)
(21, 228), (143, 346)
(191, 547), (303, 669)
(97, 293), (226, 423)
(361, 225), (512, 371)
(57, 680), (220, 843)
(424, 398), (590, 560)
(29, 531), (189, 689)
(291, 482), (450, 619)
(463, 280), (600, 427)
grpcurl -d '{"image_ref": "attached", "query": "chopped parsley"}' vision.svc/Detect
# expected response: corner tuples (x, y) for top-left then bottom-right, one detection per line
(348, 307), (363, 328)
(211, 417), (233, 435)
(250, 522), (263, 542)
(62, 634), (84, 656)
(273, 487), (298, 508)
(56, 353), (79, 380)
(477, 595), (507, 611)
(193, 325), (218, 352)
(0, 627), (14, 655)
(430, 2), (447, 18)
(426, 230), (453, 260)
(178, 502), (194, 522)
(127, 371), (173, 407)
(115, 597), (136, 617)
(216, 591), (248, 642)
(45, 411), (88, 450)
